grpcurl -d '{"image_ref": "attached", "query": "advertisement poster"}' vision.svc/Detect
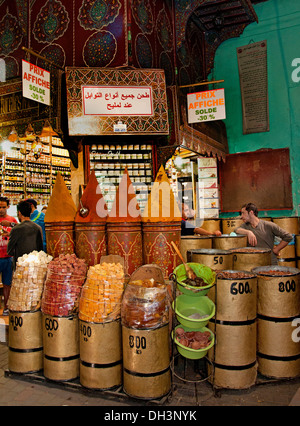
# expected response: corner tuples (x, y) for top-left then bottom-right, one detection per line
(237, 41), (269, 134)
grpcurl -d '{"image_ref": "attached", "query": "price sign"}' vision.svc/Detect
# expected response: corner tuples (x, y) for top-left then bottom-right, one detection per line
(22, 59), (50, 106)
(187, 88), (226, 124)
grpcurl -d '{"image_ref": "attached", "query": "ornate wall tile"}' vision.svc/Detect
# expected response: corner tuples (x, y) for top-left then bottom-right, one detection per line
(33, 0), (70, 44)
(83, 30), (117, 67)
(156, 6), (173, 52)
(0, 11), (23, 56)
(78, 0), (121, 30)
(135, 33), (153, 68)
(131, 0), (154, 34)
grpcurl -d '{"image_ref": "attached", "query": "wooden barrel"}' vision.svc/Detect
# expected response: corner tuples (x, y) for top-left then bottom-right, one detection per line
(221, 217), (243, 234)
(142, 221), (181, 279)
(75, 222), (107, 267)
(296, 235), (300, 257)
(296, 235), (300, 268)
(79, 319), (122, 390)
(231, 247), (272, 271)
(253, 265), (300, 379)
(272, 217), (299, 234)
(8, 310), (43, 373)
(180, 236), (212, 262)
(207, 270), (257, 389)
(122, 324), (171, 400)
(275, 237), (296, 267)
(278, 258), (297, 268)
(43, 314), (79, 381)
(45, 222), (75, 258)
(107, 222), (143, 278)
(187, 249), (233, 271)
(212, 235), (247, 251)
(260, 217), (272, 221)
(201, 219), (221, 234)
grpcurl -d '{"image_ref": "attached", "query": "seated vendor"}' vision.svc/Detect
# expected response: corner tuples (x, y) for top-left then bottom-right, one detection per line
(181, 203), (222, 237)
(234, 202), (293, 264)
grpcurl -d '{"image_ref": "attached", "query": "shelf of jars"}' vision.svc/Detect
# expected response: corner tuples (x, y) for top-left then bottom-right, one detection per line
(0, 136), (72, 206)
(3, 157), (25, 204)
(89, 143), (153, 212)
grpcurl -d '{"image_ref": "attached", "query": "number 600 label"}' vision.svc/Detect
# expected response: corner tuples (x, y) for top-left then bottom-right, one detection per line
(230, 281), (252, 295)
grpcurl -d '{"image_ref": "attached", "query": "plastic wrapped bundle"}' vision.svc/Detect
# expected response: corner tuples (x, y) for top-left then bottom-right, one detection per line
(79, 262), (125, 323)
(41, 254), (87, 317)
(8, 251), (53, 312)
(121, 279), (169, 329)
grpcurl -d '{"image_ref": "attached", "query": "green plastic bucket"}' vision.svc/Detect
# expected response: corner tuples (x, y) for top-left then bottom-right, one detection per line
(172, 294), (215, 329)
(173, 263), (216, 297)
(172, 325), (215, 360)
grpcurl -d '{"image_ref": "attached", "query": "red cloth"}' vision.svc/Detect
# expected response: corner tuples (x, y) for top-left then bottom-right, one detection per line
(0, 215), (18, 258)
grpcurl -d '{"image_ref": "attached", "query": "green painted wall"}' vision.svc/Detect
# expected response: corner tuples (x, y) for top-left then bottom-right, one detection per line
(210, 0), (300, 218)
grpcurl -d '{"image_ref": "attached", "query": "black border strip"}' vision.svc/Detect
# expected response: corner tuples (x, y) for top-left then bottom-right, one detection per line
(44, 354), (79, 362)
(213, 360), (257, 371)
(257, 314), (299, 323)
(257, 352), (300, 361)
(9, 346), (43, 354)
(80, 359), (122, 369)
(209, 318), (256, 326)
(123, 366), (170, 378)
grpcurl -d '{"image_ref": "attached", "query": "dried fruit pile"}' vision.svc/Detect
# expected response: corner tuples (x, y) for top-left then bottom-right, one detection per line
(258, 270), (295, 276)
(175, 327), (211, 350)
(8, 251), (53, 312)
(41, 254), (87, 317)
(79, 262), (125, 323)
(121, 279), (169, 329)
(217, 271), (255, 279)
(231, 248), (268, 253)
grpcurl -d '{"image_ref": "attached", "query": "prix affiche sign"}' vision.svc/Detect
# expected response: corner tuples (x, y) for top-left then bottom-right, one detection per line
(22, 59), (50, 106)
(187, 88), (226, 124)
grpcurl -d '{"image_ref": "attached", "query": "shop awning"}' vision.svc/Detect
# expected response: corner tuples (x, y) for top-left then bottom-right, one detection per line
(179, 106), (228, 161)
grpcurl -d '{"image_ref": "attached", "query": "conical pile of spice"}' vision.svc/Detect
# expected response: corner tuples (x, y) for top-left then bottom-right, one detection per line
(44, 172), (77, 257)
(142, 165), (182, 278)
(74, 171), (108, 266)
(106, 168), (143, 277)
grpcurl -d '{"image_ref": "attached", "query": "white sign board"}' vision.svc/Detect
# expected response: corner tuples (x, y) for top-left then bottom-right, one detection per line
(187, 88), (226, 124)
(82, 86), (153, 116)
(22, 60), (50, 106)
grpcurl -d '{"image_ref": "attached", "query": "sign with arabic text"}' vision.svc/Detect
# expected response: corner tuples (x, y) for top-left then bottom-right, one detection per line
(65, 67), (169, 136)
(82, 86), (153, 116)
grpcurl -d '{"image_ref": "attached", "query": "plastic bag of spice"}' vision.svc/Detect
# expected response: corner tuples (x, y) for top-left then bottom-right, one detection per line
(121, 279), (169, 329)
(41, 254), (87, 317)
(8, 251), (53, 312)
(79, 262), (125, 323)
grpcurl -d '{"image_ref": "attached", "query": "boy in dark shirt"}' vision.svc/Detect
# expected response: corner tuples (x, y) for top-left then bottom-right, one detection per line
(7, 201), (43, 270)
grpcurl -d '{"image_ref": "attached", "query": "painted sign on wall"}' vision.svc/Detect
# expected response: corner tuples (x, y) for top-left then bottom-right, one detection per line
(187, 88), (226, 124)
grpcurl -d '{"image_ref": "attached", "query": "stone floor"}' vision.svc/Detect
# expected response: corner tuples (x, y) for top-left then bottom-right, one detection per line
(0, 339), (300, 407)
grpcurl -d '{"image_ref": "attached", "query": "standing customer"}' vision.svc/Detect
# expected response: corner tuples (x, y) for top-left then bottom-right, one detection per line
(235, 202), (293, 264)
(181, 203), (222, 237)
(7, 201), (43, 271)
(25, 198), (47, 252)
(0, 197), (18, 315)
